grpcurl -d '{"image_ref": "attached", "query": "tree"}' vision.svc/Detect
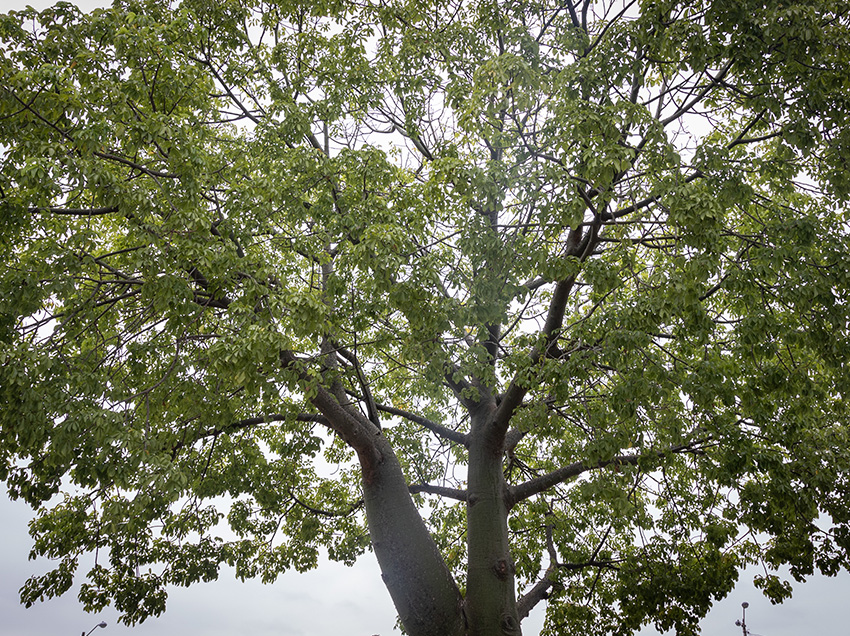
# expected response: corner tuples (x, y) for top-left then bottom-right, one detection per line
(2, 0), (850, 634)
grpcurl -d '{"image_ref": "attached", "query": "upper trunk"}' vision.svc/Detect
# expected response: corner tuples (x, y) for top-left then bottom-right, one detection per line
(465, 407), (522, 636)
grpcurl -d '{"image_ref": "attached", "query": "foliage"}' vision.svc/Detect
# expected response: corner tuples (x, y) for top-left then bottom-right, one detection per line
(2, 0), (850, 634)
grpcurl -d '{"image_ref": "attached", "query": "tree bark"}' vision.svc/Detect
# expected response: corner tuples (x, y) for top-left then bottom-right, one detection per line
(465, 407), (522, 636)
(300, 364), (465, 636)
(360, 433), (466, 636)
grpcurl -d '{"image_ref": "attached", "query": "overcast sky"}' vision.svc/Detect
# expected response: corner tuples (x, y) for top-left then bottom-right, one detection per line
(2, 0), (849, 634)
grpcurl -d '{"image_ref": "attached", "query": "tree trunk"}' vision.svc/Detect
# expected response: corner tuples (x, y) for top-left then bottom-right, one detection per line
(465, 408), (521, 636)
(360, 433), (466, 636)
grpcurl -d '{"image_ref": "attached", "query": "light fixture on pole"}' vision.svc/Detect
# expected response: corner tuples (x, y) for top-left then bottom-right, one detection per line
(734, 602), (749, 636)
(82, 621), (107, 636)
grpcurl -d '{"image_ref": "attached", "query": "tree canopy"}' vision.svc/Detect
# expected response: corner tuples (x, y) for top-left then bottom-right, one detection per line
(2, 0), (850, 634)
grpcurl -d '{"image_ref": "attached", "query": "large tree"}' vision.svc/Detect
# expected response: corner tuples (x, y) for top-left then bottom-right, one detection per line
(2, 0), (850, 634)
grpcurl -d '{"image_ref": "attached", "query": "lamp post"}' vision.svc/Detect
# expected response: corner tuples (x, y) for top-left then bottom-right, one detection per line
(734, 602), (749, 636)
(82, 621), (107, 636)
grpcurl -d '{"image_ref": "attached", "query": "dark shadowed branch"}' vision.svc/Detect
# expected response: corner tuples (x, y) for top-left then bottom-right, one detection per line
(28, 206), (120, 215)
(408, 483), (468, 501)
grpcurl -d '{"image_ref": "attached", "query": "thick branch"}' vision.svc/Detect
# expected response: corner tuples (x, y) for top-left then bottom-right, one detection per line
(93, 151), (178, 179)
(604, 169), (703, 221)
(659, 60), (734, 126)
(373, 401), (468, 446)
(280, 351), (379, 458)
(376, 106), (434, 161)
(172, 412), (326, 454)
(483, 322), (500, 367)
(28, 206), (119, 216)
(193, 53), (263, 125)
(408, 483), (468, 501)
(496, 282), (570, 429)
(220, 412), (327, 432)
(495, 225), (593, 436)
(192, 292), (231, 309)
(517, 564), (557, 620)
(289, 492), (362, 518)
(564, 0), (581, 30)
(280, 349), (465, 635)
(504, 428), (527, 453)
(509, 442), (701, 506)
(363, 435), (465, 636)
(337, 346), (381, 428)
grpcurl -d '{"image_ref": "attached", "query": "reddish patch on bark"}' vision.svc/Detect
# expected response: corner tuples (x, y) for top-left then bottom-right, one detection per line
(357, 448), (380, 486)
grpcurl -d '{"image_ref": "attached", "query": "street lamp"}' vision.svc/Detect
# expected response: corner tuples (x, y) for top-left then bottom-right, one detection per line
(82, 621), (107, 636)
(734, 602), (749, 636)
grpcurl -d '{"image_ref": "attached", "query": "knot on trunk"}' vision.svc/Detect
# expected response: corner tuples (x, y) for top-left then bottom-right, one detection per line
(500, 613), (521, 635)
(493, 558), (514, 580)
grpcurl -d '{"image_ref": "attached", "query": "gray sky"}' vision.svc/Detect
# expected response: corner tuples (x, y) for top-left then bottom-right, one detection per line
(0, 494), (403, 636)
(1, 0), (849, 634)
